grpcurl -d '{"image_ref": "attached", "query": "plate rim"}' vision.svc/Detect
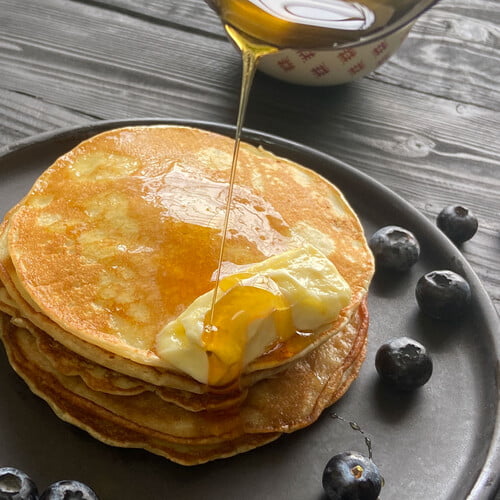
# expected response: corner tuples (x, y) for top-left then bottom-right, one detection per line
(1, 117), (499, 499)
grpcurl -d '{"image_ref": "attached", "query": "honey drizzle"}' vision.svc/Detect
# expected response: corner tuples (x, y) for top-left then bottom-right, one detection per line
(208, 26), (278, 326)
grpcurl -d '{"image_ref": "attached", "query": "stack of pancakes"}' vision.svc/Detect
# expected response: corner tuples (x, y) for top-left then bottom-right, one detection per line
(0, 126), (373, 465)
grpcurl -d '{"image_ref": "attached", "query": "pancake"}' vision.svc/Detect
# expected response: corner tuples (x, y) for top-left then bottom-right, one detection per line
(0, 125), (374, 464)
(0, 300), (367, 464)
(1, 125), (373, 388)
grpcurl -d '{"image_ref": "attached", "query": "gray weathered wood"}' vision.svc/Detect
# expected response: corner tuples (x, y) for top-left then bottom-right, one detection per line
(75, 0), (500, 109)
(0, 88), (94, 146)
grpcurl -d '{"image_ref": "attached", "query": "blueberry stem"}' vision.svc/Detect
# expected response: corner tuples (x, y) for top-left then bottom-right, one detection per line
(330, 412), (374, 460)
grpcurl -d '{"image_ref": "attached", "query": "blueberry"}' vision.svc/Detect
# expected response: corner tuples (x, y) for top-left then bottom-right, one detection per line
(437, 205), (478, 244)
(322, 451), (382, 500)
(0, 467), (38, 500)
(375, 337), (432, 391)
(40, 480), (98, 500)
(369, 226), (420, 271)
(416, 270), (471, 320)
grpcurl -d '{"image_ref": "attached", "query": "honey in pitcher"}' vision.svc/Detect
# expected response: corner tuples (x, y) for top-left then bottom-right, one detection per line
(207, 0), (421, 48)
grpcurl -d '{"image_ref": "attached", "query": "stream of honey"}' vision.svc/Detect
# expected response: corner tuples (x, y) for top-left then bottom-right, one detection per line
(203, 27), (278, 387)
(207, 27), (278, 324)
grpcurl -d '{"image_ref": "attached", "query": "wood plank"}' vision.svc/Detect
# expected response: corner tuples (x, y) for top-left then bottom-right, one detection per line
(75, 0), (500, 109)
(74, 0), (226, 38)
(375, 3), (500, 110)
(0, 89), (94, 148)
(0, 0), (242, 114)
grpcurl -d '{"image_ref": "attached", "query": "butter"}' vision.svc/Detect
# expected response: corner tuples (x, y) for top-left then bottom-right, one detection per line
(155, 244), (351, 386)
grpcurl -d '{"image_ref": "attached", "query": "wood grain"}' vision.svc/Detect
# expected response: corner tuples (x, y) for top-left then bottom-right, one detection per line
(0, 0), (498, 314)
(74, 0), (500, 109)
(376, 3), (500, 110)
(0, 88), (93, 146)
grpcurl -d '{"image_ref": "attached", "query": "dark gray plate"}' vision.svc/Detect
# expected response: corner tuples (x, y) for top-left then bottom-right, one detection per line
(0, 119), (498, 500)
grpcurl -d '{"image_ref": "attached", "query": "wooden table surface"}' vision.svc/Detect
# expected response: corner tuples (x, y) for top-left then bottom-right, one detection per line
(0, 0), (499, 497)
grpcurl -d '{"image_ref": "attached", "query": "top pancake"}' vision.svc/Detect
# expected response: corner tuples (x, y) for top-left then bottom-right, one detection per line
(3, 125), (373, 376)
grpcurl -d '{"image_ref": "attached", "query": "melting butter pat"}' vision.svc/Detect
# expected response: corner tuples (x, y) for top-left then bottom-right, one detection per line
(155, 244), (351, 386)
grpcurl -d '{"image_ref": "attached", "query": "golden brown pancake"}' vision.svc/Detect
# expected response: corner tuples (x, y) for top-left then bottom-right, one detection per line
(0, 125), (374, 464)
(0, 300), (367, 464)
(1, 125), (373, 388)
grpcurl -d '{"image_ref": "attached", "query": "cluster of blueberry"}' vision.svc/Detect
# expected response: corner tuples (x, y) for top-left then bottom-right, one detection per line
(321, 205), (477, 500)
(0, 468), (98, 499)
